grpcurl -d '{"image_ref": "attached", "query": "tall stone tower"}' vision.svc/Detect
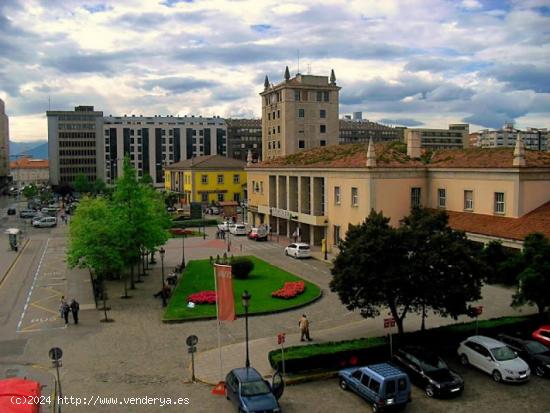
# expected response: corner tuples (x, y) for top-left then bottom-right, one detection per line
(260, 67), (341, 160)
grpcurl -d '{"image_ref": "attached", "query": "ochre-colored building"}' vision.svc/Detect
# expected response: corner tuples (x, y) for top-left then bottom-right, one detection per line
(165, 155), (246, 205)
(10, 157), (49, 188)
(247, 138), (550, 251)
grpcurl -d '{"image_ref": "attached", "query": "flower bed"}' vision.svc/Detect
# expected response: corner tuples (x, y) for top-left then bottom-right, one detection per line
(187, 290), (216, 304)
(170, 228), (194, 236)
(272, 281), (305, 299)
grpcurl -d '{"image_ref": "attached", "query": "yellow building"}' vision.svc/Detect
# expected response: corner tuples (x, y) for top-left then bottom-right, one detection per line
(247, 138), (550, 251)
(165, 155), (246, 204)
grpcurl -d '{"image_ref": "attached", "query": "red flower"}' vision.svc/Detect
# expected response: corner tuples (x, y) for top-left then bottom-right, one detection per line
(272, 281), (305, 299)
(188, 290), (217, 304)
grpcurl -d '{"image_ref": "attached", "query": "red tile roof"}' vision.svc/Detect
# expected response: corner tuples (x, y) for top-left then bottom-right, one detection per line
(251, 143), (550, 169)
(10, 157), (48, 169)
(446, 201), (550, 241)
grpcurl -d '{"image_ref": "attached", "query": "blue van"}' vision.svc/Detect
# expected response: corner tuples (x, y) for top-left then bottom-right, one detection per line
(338, 363), (411, 412)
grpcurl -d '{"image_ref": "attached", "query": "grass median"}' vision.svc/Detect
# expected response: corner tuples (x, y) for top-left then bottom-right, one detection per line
(163, 256), (322, 321)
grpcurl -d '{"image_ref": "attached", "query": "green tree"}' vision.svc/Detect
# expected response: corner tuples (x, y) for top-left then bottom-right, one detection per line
(512, 233), (550, 317)
(74, 173), (92, 193)
(92, 178), (107, 195)
(22, 184), (38, 200)
(140, 173), (153, 186)
(401, 207), (483, 330)
(330, 210), (412, 335)
(479, 241), (521, 285)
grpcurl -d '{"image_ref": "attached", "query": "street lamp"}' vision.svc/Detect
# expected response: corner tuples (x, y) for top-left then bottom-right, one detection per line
(180, 232), (186, 270)
(242, 290), (251, 368)
(159, 247), (167, 307)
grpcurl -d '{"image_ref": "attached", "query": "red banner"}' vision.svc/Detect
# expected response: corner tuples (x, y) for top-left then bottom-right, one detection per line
(215, 264), (236, 321)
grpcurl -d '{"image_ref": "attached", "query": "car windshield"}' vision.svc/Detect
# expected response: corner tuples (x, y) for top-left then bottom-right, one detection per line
(241, 380), (271, 397)
(525, 341), (549, 354)
(418, 355), (448, 372)
(491, 346), (517, 361)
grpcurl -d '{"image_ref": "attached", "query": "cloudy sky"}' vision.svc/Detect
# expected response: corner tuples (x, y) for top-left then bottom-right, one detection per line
(1, 0), (549, 141)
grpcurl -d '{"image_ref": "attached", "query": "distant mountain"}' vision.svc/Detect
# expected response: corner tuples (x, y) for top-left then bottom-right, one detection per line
(9, 140), (48, 160)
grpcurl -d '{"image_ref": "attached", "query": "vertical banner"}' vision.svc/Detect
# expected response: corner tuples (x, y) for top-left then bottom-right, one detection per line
(215, 264), (236, 321)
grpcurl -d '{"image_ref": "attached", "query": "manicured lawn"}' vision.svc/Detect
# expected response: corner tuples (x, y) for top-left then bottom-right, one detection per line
(170, 230), (204, 238)
(163, 256), (322, 321)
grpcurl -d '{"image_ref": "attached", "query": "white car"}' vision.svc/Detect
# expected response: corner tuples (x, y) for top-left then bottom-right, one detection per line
(284, 243), (311, 259)
(229, 224), (247, 235)
(32, 216), (57, 228)
(457, 335), (530, 383)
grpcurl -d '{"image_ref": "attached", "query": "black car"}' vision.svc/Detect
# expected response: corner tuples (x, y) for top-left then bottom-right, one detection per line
(392, 346), (464, 398)
(7, 207), (16, 215)
(498, 334), (550, 377)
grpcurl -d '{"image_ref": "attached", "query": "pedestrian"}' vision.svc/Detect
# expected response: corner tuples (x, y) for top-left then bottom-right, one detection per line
(70, 299), (80, 324)
(299, 314), (312, 342)
(61, 302), (70, 325)
(59, 296), (67, 317)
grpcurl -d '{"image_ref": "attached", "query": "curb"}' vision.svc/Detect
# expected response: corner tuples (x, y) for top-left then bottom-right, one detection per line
(284, 370), (339, 385)
(162, 290), (324, 324)
(0, 238), (30, 287)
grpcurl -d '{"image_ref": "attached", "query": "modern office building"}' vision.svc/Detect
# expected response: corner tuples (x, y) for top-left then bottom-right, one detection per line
(226, 118), (262, 162)
(404, 123), (469, 150)
(0, 98), (10, 190)
(164, 155), (246, 204)
(247, 138), (550, 251)
(47, 105), (104, 187)
(478, 123), (548, 151)
(339, 119), (405, 144)
(102, 115), (227, 187)
(260, 67), (341, 160)
(10, 157), (49, 188)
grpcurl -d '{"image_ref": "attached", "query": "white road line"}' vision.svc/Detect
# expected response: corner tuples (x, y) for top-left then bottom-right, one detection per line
(16, 238), (50, 332)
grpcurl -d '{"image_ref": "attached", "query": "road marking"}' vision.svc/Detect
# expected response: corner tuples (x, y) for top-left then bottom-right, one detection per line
(0, 238), (30, 289)
(16, 238), (50, 333)
(30, 302), (59, 315)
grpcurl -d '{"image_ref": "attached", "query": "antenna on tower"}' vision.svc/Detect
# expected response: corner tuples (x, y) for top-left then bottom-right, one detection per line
(297, 49), (300, 74)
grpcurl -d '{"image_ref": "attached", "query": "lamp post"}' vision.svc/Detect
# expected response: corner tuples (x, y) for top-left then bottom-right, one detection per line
(159, 247), (167, 307)
(180, 232), (186, 270)
(202, 209), (206, 240)
(242, 290), (251, 368)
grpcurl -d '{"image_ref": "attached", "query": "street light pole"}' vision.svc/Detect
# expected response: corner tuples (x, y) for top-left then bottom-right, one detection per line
(160, 247), (167, 307)
(242, 290), (251, 368)
(181, 233), (186, 270)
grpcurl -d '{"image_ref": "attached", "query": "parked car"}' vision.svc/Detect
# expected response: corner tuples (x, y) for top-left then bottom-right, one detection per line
(41, 207), (58, 216)
(248, 227), (268, 241)
(7, 207), (16, 216)
(32, 216), (57, 228)
(166, 206), (176, 213)
(230, 224), (247, 236)
(498, 334), (550, 377)
(532, 325), (550, 348)
(339, 363), (411, 413)
(19, 209), (39, 218)
(284, 243), (311, 259)
(225, 367), (284, 413)
(457, 335), (530, 382)
(392, 346), (464, 398)
(206, 206), (220, 215)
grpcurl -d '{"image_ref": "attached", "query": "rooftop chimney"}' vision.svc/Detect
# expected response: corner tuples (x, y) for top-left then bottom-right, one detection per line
(513, 135), (526, 167)
(366, 138), (376, 167)
(406, 130), (422, 159)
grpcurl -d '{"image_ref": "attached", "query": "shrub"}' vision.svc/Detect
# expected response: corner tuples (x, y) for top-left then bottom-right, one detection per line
(272, 281), (305, 299)
(187, 290), (216, 304)
(231, 257), (254, 279)
(171, 219), (218, 228)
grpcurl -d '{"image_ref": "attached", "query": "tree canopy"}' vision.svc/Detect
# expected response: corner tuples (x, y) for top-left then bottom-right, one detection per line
(74, 173), (92, 193)
(330, 208), (483, 335)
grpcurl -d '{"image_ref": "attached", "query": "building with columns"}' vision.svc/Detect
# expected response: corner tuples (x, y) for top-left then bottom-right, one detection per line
(260, 67), (341, 160)
(247, 137), (550, 251)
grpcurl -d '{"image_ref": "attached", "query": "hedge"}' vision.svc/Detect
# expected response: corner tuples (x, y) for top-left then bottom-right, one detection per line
(268, 315), (540, 374)
(231, 257), (254, 279)
(171, 219), (218, 229)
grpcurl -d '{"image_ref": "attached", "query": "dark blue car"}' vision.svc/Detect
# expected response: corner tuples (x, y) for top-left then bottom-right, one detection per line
(225, 367), (284, 413)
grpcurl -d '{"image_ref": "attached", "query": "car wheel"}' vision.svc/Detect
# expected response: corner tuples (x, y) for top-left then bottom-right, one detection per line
(294, 252), (298, 259)
(534, 365), (545, 377)
(372, 403), (380, 413)
(460, 354), (469, 366)
(425, 385), (435, 398)
(492, 370), (502, 383)
(339, 379), (348, 390)
(284, 250), (288, 256)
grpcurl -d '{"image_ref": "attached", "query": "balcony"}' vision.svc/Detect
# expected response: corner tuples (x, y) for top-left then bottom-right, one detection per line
(258, 204), (328, 226)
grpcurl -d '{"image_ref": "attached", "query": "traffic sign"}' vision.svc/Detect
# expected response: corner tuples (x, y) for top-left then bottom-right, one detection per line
(384, 317), (395, 328)
(49, 347), (63, 361)
(186, 335), (198, 347)
(187, 346), (197, 354)
(277, 333), (286, 345)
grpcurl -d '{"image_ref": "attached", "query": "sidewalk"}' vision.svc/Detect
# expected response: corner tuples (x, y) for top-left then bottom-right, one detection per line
(0, 238), (29, 286)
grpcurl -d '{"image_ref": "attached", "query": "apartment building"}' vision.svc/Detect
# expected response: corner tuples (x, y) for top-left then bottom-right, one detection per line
(478, 123), (548, 151)
(226, 118), (262, 162)
(404, 123), (469, 150)
(0, 99), (9, 190)
(247, 138), (550, 251)
(47, 106), (104, 186)
(102, 115), (227, 187)
(339, 119), (405, 144)
(10, 157), (49, 188)
(260, 67), (341, 160)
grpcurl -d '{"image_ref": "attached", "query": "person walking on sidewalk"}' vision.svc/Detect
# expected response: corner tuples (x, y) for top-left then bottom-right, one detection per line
(61, 301), (70, 325)
(70, 299), (80, 324)
(299, 314), (312, 342)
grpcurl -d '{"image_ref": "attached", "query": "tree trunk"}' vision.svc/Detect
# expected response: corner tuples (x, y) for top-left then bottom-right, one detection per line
(89, 269), (98, 308)
(130, 262), (135, 290)
(388, 303), (405, 336)
(136, 255), (142, 282)
(421, 303), (426, 331)
(122, 272), (129, 298)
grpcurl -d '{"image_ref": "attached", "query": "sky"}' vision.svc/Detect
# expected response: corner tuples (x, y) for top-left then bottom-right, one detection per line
(1, 0), (550, 141)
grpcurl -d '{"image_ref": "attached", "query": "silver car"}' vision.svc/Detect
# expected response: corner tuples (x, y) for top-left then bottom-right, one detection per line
(457, 335), (530, 382)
